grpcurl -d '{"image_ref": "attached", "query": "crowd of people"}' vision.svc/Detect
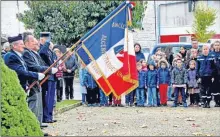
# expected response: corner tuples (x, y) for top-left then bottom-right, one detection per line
(1, 32), (220, 135)
(1, 32), (78, 136)
(79, 40), (220, 109)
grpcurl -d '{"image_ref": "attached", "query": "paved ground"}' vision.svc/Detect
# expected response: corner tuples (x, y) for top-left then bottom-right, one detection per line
(45, 80), (220, 136)
(44, 101), (220, 136)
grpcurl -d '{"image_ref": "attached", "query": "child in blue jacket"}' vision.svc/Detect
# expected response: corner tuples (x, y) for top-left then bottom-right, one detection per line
(83, 69), (98, 107)
(157, 59), (171, 106)
(136, 62), (147, 107)
(146, 61), (158, 107)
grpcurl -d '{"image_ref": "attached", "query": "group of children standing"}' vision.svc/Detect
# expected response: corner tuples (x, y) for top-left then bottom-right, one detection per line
(78, 41), (220, 108)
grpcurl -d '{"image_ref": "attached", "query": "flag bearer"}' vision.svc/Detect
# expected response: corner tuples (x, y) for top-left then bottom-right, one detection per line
(38, 32), (57, 123)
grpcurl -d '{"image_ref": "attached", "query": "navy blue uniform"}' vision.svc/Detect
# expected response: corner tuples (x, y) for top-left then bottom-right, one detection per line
(4, 50), (38, 90)
(196, 53), (216, 107)
(39, 41), (57, 122)
(210, 51), (220, 106)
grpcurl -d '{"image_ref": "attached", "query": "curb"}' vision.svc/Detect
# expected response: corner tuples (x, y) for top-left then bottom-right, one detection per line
(55, 102), (82, 115)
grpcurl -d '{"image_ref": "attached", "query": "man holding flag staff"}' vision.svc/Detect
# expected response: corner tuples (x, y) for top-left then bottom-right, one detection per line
(39, 32), (58, 123)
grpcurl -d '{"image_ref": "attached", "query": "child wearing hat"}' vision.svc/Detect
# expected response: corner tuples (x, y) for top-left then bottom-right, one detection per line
(157, 59), (171, 106)
(146, 61), (158, 107)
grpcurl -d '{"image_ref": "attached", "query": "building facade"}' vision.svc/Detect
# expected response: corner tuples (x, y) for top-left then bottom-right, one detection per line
(157, 1), (220, 43)
(1, 1), (29, 37)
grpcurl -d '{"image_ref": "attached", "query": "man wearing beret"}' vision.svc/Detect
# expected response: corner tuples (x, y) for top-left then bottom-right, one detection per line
(38, 32), (57, 123)
(3, 34), (48, 132)
(22, 33), (58, 128)
(4, 34), (45, 89)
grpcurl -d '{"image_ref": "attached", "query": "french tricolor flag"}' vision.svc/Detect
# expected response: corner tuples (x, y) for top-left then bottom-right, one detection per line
(75, 1), (138, 97)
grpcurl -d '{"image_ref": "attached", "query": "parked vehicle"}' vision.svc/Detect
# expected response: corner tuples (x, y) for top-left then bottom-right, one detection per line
(142, 47), (151, 62)
(147, 42), (210, 63)
(207, 39), (220, 44)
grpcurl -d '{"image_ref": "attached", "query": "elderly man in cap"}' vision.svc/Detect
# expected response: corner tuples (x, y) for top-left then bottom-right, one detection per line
(3, 34), (48, 132)
(38, 32), (58, 123)
(4, 34), (45, 89)
(22, 32), (58, 128)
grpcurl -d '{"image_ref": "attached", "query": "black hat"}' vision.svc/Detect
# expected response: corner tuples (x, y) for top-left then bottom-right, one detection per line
(40, 32), (50, 37)
(8, 34), (23, 44)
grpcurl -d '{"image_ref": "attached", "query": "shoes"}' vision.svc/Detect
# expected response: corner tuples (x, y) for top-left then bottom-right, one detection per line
(43, 119), (57, 123)
(41, 124), (48, 128)
(183, 103), (187, 108)
(44, 133), (49, 136)
(214, 104), (220, 107)
(172, 103), (177, 107)
(203, 102), (207, 108)
(206, 103), (210, 108)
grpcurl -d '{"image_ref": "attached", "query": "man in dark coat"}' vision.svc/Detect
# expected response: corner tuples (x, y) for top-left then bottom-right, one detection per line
(3, 34), (47, 132)
(22, 33), (58, 128)
(4, 34), (45, 90)
(38, 32), (57, 123)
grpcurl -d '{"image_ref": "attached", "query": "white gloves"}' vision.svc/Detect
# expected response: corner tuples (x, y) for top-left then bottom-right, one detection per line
(51, 67), (58, 74)
(38, 73), (45, 80)
(197, 78), (201, 83)
(67, 69), (72, 73)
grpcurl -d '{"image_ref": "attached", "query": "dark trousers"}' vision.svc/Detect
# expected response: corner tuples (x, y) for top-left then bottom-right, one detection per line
(174, 87), (186, 104)
(189, 93), (200, 105)
(212, 75), (220, 104)
(86, 87), (98, 104)
(200, 76), (212, 104)
(43, 81), (56, 122)
(64, 77), (74, 99)
(109, 93), (113, 105)
(41, 81), (48, 121)
(125, 91), (134, 104)
(27, 86), (43, 126)
(95, 87), (100, 104)
(56, 79), (63, 101)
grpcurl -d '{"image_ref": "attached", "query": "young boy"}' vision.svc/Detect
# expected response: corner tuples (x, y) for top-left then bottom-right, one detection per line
(83, 70), (98, 107)
(136, 62), (146, 107)
(157, 59), (171, 106)
(99, 89), (108, 107)
(146, 61), (158, 107)
(171, 58), (188, 107)
(197, 45), (216, 108)
(140, 59), (148, 104)
(79, 61), (87, 105)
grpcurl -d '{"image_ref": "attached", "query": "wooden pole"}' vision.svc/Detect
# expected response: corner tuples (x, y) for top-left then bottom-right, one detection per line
(26, 40), (81, 91)
(39, 50), (75, 86)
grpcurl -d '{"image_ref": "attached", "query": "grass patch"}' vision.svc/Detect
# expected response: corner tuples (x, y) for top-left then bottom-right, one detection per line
(56, 100), (80, 110)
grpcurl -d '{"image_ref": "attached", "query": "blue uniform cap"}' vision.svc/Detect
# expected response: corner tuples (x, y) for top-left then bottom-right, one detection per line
(8, 34), (23, 44)
(40, 32), (50, 37)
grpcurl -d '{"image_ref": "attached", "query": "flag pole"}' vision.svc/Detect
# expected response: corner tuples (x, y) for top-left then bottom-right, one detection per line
(39, 50), (75, 86)
(26, 40), (81, 91)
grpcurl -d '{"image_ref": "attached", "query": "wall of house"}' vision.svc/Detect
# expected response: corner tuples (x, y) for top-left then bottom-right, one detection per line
(1, 1), (29, 36)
